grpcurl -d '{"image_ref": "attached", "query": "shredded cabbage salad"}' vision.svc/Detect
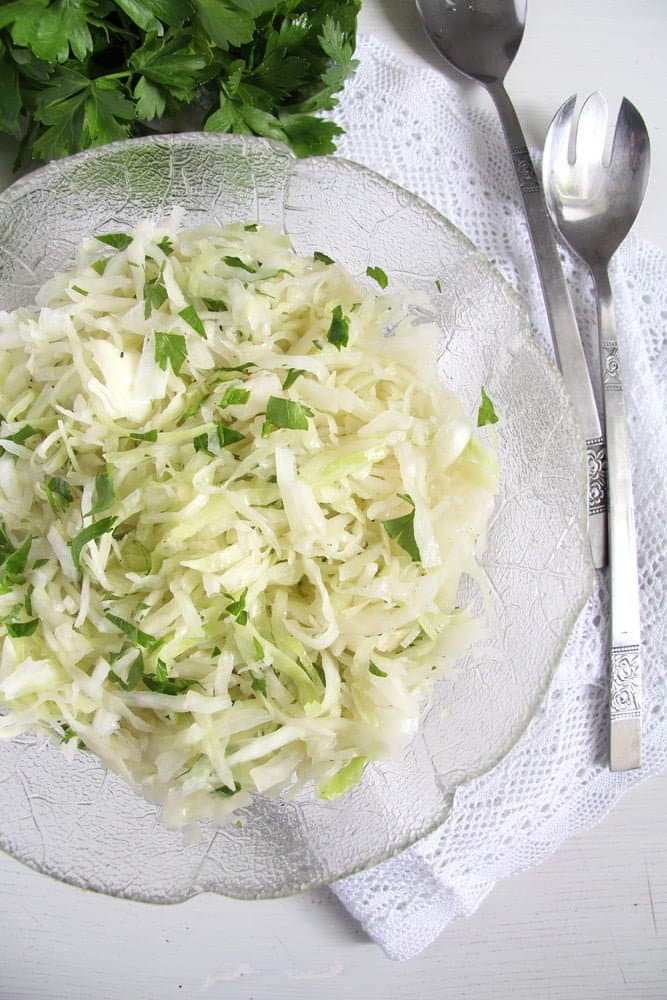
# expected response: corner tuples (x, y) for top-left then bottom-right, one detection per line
(0, 217), (498, 826)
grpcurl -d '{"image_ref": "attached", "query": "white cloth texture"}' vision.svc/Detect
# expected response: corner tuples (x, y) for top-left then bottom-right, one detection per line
(329, 35), (667, 962)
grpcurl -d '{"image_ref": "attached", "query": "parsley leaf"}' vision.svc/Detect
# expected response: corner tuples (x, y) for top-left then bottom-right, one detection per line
(33, 70), (135, 161)
(202, 298), (227, 312)
(129, 429), (158, 442)
(282, 368), (306, 390)
(382, 494), (421, 563)
(45, 475), (73, 515)
(143, 658), (201, 695)
(219, 385), (250, 409)
(226, 587), (248, 626)
(194, 432), (214, 456)
(6, 618), (39, 637)
(223, 255), (258, 273)
(265, 396), (312, 431)
(95, 232), (132, 251)
(144, 270), (168, 318)
(327, 305), (349, 350)
(0, 423), (40, 455)
(213, 781), (241, 797)
(6, 2), (362, 168)
(251, 675), (267, 695)
(154, 331), (187, 375)
(69, 516), (117, 570)
(108, 652), (144, 692)
(477, 387), (499, 427)
(104, 611), (160, 652)
(366, 265), (388, 289)
(88, 467), (115, 516)
(0, 535), (31, 594)
(156, 235), (174, 256)
(179, 304), (206, 338)
(215, 423), (244, 448)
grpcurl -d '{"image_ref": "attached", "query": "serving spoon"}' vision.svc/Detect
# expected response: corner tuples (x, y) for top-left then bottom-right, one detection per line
(543, 94), (650, 771)
(415, 0), (607, 569)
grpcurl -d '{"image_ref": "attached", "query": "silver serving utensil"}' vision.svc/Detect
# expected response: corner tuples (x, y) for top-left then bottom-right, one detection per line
(415, 0), (607, 569)
(543, 93), (649, 771)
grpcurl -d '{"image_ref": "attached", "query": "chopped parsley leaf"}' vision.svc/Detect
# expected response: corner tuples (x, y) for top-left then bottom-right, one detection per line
(326, 305), (349, 350)
(265, 396), (312, 432)
(95, 232), (132, 251)
(366, 265), (388, 289)
(382, 494), (421, 563)
(179, 305), (207, 339)
(477, 387), (499, 427)
(154, 331), (187, 375)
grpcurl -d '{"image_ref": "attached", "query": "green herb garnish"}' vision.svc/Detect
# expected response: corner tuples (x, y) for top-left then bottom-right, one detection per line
(226, 588), (248, 626)
(45, 476), (73, 515)
(366, 265), (388, 289)
(143, 659), (201, 696)
(213, 781), (241, 798)
(95, 233), (132, 251)
(69, 516), (118, 570)
(326, 305), (349, 350)
(91, 258), (109, 276)
(108, 652), (144, 692)
(382, 494), (421, 563)
(219, 386), (250, 409)
(156, 236), (174, 256)
(477, 387), (499, 427)
(88, 467), (115, 516)
(154, 331), (187, 375)
(194, 432), (214, 456)
(251, 675), (267, 695)
(143, 271), (168, 318)
(215, 424), (245, 448)
(5, 618), (39, 637)
(282, 368), (306, 390)
(179, 305), (207, 339)
(264, 396), (312, 432)
(129, 429), (158, 442)
(223, 256), (257, 273)
(314, 251), (334, 265)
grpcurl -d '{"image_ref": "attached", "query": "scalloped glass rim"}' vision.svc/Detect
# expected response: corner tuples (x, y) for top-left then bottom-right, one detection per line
(0, 134), (594, 900)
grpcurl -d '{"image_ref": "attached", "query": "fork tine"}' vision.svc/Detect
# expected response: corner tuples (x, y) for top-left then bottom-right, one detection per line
(543, 95), (577, 171)
(574, 92), (608, 165)
(612, 98), (651, 192)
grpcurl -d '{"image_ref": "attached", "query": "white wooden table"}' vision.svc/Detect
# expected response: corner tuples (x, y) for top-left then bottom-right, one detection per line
(1, 2), (665, 997)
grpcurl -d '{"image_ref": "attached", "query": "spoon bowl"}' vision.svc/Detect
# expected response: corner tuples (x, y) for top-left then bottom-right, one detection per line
(416, 0), (526, 84)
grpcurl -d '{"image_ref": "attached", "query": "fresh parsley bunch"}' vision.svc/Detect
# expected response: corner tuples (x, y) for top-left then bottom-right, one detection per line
(0, 0), (360, 166)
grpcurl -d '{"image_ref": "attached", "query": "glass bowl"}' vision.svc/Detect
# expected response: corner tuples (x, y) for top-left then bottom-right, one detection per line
(0, 134), (593, 900)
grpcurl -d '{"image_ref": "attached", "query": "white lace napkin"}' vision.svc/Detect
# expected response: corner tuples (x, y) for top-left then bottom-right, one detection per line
(328, 36), (667, 962)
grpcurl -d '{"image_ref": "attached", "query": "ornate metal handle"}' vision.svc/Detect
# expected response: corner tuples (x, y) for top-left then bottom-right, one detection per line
(596, 268), (642, 771)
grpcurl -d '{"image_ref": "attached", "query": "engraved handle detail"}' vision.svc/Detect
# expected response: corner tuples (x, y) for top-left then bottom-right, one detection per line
(610, 645), (641, 719)
(586, 436), (607, 516)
